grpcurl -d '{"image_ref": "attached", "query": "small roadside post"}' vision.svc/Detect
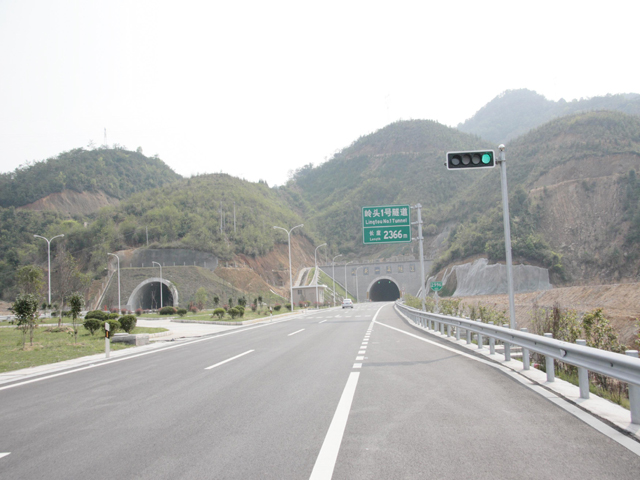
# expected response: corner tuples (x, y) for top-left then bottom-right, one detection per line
(105, 322), (110, 358)
(430, 281), (442, 313)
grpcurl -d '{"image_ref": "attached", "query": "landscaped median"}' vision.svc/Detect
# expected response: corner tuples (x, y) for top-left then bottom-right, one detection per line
(0, 324), (167, 373)
(170, 307), (302, 325)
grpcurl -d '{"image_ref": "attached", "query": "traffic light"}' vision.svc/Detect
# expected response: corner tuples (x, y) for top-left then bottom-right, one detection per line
(446, 150), (495, 170)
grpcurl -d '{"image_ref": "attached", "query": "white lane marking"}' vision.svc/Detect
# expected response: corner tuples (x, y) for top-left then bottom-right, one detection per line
(358, 350), (366, 354)
(353, 363), (362, 368)
(356, 356), (364, 361)
(377, 318), (640, 457)
(205, 350), (254, 370)
(0, 314), (299, 392)
(309, 372), (360, 480)
(319, 320), (328, 324)
(0, 453), (10, 459)
(288, 329), (305, 337)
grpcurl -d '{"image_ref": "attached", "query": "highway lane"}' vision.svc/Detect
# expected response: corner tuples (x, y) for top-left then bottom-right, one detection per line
(1, 302), (640, 479)
(0, 305), (379, 479)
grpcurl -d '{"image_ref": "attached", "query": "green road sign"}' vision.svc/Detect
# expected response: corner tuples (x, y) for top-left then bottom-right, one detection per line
(430, 281), (443, 291)
(362, 205), (411, 245)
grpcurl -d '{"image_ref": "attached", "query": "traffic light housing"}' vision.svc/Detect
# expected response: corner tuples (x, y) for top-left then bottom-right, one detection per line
(446, 150), (495, 170)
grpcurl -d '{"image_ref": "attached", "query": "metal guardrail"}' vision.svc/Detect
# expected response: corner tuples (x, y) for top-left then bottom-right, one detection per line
(395, 301), (640, 424)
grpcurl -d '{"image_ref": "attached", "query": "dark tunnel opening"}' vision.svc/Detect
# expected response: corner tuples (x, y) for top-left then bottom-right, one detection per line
(369, 279), (401, 302)
(136, 282), (174, 309)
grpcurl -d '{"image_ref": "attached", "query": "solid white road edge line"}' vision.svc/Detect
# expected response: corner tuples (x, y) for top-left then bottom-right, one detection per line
(288, 329), (305, 336)
(376, 319), (640, 457)
(205, 350), (255, 370)
(0, 314), (298, 392)
(0, 453), (10, 459)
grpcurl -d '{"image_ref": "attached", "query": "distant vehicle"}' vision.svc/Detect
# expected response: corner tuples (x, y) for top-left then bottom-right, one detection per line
(342, 299), (353, 309)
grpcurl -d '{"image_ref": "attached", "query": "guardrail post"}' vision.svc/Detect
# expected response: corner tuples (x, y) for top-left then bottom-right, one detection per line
(466, 329), (471, 344)
(440, 322), (445, 335)
(520, 328), (529, 370)
(626, 350), (640, 424)
(447, 324), (451, 337)
(455, 324), (461, 341)
(477, 326), (483, 350)
(489, 322), (495, 354)
(502, 324), (511, 361)
(544, 333), (555, 382)
(576, 339), (589, 398)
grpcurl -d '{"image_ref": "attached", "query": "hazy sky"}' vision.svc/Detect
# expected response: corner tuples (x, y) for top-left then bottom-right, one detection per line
(1, 0), (638, 186)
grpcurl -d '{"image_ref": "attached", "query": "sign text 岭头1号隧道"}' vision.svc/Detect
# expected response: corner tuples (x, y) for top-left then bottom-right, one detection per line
(362, 205), (411, 244)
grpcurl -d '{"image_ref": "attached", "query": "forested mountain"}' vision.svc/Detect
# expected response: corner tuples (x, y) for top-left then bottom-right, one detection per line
(286, 112), (640, 285)
(0, 147), (182, 208)
(457, 89), (640, 144)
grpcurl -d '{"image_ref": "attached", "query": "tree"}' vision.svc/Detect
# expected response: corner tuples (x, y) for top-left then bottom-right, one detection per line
(51, 247), (89, 327)
(16, 265), (44, 298)
(67, 293), (84, 343)
(12, 293), (39, 348)
(195, 287), (208, 311)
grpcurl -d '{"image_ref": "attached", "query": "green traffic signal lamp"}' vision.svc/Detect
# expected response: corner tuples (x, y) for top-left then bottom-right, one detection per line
(446, 150), (495, 170)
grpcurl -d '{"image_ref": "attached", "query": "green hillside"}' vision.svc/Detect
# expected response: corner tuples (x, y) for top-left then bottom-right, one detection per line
(0, 147), (182, 207)
(458, 89), (640, 144)
(281, 120), (495, 256)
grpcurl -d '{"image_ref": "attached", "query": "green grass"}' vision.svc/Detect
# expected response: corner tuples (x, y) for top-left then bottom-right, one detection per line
(173, 308), (293, 322)
(0, 324), (167, 373)
(310, 268), (356, 303)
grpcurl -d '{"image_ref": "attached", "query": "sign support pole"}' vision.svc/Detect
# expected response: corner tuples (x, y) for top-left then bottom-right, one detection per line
(497, 145), (517, 329)
(412, 204), (426, 312)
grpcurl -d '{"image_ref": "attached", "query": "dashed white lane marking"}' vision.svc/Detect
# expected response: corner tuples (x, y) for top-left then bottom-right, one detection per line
(319, 320), (328, 324)
(205, 350), (254, 370)
(353, 363), (362, 368)
(356, 356), (364, 361)
(358, 350), (366, 354)
(288, 329), (305, 337)
(0, 453), (10, 459)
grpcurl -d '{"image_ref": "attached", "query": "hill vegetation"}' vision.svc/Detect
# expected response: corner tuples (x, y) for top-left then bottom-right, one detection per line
(457, 89), (640, 144)
(0, 147), (182, 208)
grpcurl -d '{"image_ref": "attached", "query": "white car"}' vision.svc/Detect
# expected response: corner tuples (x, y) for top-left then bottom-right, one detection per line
(342, 299), (353, 309)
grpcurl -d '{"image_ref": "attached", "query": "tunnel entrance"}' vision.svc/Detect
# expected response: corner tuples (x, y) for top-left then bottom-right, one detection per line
(127, 278), (178, 310)
(369, 278), (401, 302)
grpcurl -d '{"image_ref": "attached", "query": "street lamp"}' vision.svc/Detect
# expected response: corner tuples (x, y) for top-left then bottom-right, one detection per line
(33, 234), (64, 307)
(107, 253), (121, 314)
(152, 261), (163, 309)
(344, 261), (353, 301)
(314, 243), (327, 308)
(273, 224), (304, 311)
(332, 254), (343, 307)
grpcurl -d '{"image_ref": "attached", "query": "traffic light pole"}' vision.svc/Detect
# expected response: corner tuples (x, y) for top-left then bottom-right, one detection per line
(497, 145), (517, 330)
(412, 204), (426, 312)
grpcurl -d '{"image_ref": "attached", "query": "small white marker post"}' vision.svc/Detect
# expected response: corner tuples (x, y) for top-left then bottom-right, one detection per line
(105, 322), (110, 358)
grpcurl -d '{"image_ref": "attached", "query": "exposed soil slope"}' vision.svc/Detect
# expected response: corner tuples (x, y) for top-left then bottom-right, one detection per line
(18, 189), (120, 216)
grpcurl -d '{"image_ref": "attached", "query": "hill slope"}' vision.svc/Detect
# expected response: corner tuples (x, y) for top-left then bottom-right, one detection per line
(0, 147), (182, 209)
(457, 89), (640, 144)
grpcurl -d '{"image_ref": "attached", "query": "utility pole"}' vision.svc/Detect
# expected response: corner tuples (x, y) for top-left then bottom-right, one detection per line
(411, 204), (426, 311)
(497, 144), (517, 329)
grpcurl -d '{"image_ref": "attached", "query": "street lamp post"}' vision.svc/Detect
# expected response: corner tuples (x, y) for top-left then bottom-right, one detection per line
(332, 254), (343, 307)
(344, 261), (353, 301)
(355, 266), (362, 303)
(33, 234), (64, 307)
(152, 261), (163, 309)
(314, 243), (327, 308)
(107, 253), (121, 314)
(273, 224), (304, 311)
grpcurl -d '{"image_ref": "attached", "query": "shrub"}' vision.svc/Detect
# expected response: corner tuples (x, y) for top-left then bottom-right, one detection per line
(222, 304), (229, 311)
(159, 306), (177, 315)
(212, 308), (226, 319)
(251, 303), (257, 312)
(61, 310), (72, 317)
(85, 310), (108, 321)
(83, 318), (101, 335)
(274, 304), (282, 311)
(110, 307), (118, 314)
(228, 307), (240, 319)
(285, 303), (291, 311)
(107, 312), (119, 320)
(119, 315), (137, 333)
(177, 308), (188, 317)
(235, 305), (245, 317)
(120, 309), (127, 315)
(101, 319), (120, 335)
(135, 308), (142, 316)
(189, 306), (198, 314)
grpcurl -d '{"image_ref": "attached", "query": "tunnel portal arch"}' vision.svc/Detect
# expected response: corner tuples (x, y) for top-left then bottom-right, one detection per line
(127, 277), (179, 310)
(368, 277), (401, 302)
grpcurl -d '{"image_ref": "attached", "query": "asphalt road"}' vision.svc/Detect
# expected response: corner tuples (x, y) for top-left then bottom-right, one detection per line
(1, 303), (639, 479)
